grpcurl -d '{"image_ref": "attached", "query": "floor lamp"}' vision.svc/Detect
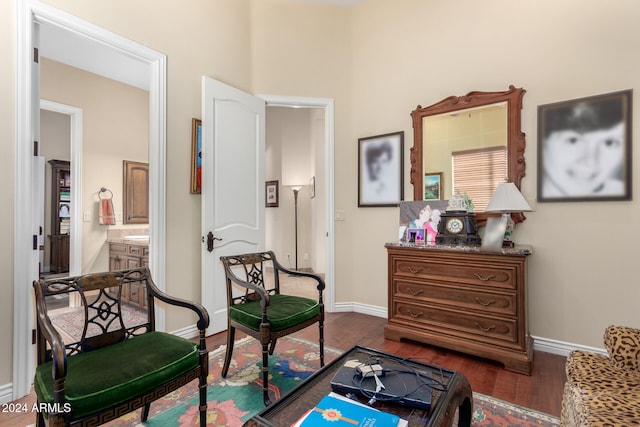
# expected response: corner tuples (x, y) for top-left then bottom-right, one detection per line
(290, 185), (302, 270)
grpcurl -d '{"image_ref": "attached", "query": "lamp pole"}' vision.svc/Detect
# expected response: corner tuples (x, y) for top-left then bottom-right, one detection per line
(292, 187), (300, 270)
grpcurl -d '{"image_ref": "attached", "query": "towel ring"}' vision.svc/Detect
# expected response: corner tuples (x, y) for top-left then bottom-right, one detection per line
(99, 187), (113, 200)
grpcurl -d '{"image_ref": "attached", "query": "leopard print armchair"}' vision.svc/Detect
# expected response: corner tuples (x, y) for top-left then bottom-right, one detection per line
(561, 325), (640, 426)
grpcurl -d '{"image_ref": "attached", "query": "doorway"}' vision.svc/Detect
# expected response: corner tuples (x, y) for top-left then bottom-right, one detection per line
(14, 0), (167, 400)
(40, 100), (83, 280)
(262, 95), (336, 313)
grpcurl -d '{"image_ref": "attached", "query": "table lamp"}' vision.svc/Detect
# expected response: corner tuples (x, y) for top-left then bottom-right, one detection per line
(485, 182), (532, 248)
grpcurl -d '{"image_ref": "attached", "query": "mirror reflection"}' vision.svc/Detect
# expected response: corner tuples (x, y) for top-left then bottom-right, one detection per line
(410, 86), (527, 226)
(423, 102), (507, 211)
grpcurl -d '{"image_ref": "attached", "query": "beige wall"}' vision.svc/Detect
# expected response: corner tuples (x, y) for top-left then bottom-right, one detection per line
(3, 0), (640, 395)
(1, 0), (16, 392)
(347, 0), (640, 348)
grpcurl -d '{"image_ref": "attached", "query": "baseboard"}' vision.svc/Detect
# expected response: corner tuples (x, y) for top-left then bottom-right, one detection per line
(333, 301), (386, 318)
(332, 303), (607, 357)
(0, 381), (13, 404)
(171, 324), (200, 340)
(532, 335), (606, 357)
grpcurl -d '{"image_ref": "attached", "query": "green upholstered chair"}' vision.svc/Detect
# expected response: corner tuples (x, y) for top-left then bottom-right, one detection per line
(219, 251), (325, 406)
(33, 267), (209, 427)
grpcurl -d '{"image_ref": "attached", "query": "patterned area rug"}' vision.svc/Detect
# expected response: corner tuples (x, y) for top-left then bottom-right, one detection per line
(98, 336), (559, 426)
(49, 304), (148, 343)
(470, 394), (559, 426)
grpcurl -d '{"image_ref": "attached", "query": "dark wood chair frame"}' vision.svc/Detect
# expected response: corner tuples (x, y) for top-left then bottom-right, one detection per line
(33, 267), (210, 427)
(219, 251), (325, 406)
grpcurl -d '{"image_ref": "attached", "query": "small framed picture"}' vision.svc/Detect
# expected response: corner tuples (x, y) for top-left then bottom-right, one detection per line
(310, 176), (316, 199)
(59, 202), (70, 218)
(406, 228), (426, 244)
(190, 118), (202, 194)
(537, 90), (632, 202)
(358, 131), (404, 207)
(265, 180), (279, 207)
(423, 172), (442, 200)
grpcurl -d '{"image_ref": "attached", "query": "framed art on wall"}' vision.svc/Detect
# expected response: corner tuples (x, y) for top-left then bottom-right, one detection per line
(266, 180), (279, 207)
(358, 131), (404, 207)
(423, 172), (442, 200)
(537, 90), (632, 202)
(190, 118), (202, 194)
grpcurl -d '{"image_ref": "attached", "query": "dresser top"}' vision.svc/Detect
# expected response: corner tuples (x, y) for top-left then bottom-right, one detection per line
(385, 242), (532, 256)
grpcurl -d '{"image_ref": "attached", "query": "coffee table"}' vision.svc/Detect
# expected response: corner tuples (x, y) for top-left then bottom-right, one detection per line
(244, 345), (472, 427)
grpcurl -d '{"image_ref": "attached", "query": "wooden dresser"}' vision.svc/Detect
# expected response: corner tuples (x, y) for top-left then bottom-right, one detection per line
(384, 243), (532, 374)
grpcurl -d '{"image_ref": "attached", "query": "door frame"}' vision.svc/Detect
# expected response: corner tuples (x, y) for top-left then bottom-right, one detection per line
(14, 0), (167, 400)
(260, 95), (336, 312)
(40, 99), (83, 277)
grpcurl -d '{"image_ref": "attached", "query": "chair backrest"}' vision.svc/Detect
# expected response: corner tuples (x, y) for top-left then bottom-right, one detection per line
(33, 267), (154, 363)
(220, 251), (282, 307)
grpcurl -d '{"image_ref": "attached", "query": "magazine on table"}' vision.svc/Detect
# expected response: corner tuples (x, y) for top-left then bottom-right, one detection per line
(292, 392), (408, 427)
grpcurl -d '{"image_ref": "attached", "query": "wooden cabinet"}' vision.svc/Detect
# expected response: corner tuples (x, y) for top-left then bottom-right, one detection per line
(109, 242), (149, 308)
(384, 244), (532, 374)
(48, 159), (71, 273)
(123, 161), (149, 224)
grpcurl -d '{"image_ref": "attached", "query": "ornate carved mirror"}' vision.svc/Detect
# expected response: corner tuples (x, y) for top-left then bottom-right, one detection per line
(410, 85), (526, 226)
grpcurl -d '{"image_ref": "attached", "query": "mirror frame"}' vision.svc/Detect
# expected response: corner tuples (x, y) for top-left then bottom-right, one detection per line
(410, 85), (526, 226)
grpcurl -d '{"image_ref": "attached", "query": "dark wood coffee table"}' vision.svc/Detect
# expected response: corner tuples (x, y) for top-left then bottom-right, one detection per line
(244, 345), (472, 427)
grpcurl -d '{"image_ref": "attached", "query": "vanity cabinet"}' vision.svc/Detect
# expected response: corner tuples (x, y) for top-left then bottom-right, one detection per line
(384, 244), (532, 374)
(123, 161), (149, 224)
(109, 242), (149, 308)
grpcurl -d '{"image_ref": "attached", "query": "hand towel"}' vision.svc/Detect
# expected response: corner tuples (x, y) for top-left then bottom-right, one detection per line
(99, 198), (115, 225)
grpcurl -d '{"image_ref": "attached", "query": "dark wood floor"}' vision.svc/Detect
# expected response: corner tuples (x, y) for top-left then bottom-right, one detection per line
(2, 312), (566, 426)
(207, 312), (566, 418)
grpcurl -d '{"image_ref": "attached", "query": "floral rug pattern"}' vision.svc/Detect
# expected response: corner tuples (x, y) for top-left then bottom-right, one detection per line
(101, 336), (559, 426)
(471, 394), (559, 426)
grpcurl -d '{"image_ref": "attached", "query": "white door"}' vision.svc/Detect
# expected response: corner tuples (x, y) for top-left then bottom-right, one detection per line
(201, 76), (266, 335)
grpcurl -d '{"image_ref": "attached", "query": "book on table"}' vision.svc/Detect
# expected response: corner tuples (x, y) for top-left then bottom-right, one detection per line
(295, 392), (405, 427)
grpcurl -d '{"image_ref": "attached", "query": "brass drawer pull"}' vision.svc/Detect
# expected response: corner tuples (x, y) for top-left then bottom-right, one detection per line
(407, 309), (424, 318)
(474, 297), (496, 307)
(406, 266), (424, 274)
(474, 322), (496, 332)
(474, 273), (496, 281)
(406, 288), (424, 296)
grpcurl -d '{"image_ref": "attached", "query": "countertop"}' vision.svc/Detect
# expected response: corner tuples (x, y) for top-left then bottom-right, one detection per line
(385, 241), (533, 255)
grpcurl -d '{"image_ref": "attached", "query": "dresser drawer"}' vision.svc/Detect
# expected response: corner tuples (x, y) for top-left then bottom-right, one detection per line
(127, 244), (143, 257)
(391, 300), (518, 344)
(109, 243), (127, 255)
(393, 278), (517, 317)
(392, 256), (516, 290)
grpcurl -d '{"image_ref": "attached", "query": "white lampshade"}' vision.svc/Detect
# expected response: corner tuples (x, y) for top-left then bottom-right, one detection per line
(485, 183), (532, 213)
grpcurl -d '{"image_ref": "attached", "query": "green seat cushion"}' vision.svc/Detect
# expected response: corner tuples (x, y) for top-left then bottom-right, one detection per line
(230, 294), (320, 332)
(34, 331), (199, 419)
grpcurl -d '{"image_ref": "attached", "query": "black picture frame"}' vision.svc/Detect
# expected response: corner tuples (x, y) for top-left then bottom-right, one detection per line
(358, 131), (404, 207)
(265, 180), (279, 207)
(537, 90), (632, 202)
